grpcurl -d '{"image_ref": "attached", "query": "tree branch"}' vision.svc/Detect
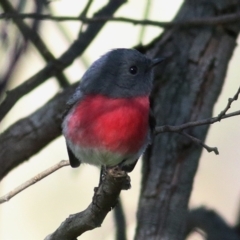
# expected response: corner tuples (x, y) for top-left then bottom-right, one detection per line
(0, 83), (77, 181)
(179, 131), (219, 155)
(218, 86), (240, 119)
(0, 0), (70, 88)
(0, 0), (126, 121)
(44, 166), (131, 240)
(155, 86), (240, 134)
(113, 198), (127, 240)
(155, 87), (240, 154)
(1, 81), (239, 181)
(78, 0), (94, 34)
(185, 207), (240, 240)
(155, 109), (240, 134)
(1, 12), (240, 27)
(0, 160), (69, 204)
(0, 34), (27, 96)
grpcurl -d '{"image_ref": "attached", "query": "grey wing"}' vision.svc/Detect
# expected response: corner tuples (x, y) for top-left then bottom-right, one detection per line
(62, 85), (84, 168)
(121, 160), (138, 172)
(61, 85), (83, 120)
(67, 144), (81, 168)
(149, 96), (156, 143)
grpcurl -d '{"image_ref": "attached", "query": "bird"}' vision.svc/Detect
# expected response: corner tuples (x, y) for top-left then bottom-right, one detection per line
(62, 48), (164, 176)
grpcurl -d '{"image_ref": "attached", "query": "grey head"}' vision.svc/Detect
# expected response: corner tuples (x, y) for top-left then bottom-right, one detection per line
(78, 48), (164, 98)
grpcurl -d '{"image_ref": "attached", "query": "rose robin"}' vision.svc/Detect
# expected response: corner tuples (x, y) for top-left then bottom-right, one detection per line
(62, 48), (164, 174)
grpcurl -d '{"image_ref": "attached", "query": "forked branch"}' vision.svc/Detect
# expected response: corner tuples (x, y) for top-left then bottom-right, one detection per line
(155, 86), (240, 154)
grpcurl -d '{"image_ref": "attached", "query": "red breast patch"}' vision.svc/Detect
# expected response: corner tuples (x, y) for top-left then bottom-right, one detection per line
(67, 94), (149, 154)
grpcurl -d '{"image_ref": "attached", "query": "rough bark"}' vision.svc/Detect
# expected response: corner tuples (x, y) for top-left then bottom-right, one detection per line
(135, 0), (240, 239)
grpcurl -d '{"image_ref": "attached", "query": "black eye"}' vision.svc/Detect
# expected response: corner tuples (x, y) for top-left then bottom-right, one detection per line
(129, 66), (138, 75)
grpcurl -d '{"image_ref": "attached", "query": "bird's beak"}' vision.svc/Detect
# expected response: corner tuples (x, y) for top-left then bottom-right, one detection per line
(150, 57), (165, 69)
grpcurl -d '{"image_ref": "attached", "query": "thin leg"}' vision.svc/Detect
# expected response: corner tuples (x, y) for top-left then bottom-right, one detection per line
(98, 165), (106, 187)
(93, 166), (105, 202)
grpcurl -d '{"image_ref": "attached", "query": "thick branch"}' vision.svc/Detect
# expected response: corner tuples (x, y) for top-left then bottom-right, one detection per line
(186, 207), (240, 240)
(44, 167), (130, 240)
(0, 0), (126, 121)
(0, 84), (77, 180)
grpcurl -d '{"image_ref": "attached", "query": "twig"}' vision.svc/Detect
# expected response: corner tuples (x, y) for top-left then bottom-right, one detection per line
(1, 12), (240, 27)
(156, 88), (240, 154)
(78, 0), (94, 36)
(180, 132), (219, 155)
(138, 0), (152, 44)
(45, 166), (131, 240)
(0, 34), (27, 96)
(0, 160), (69, 204)
(217, 86), (240, 120)
(155, 109), (240, 134)
(0, 0), (126, 121)
(79, 0), (94, 18)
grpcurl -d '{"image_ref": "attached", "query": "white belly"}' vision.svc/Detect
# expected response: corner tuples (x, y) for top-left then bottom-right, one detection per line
(66, 139), (147, 167)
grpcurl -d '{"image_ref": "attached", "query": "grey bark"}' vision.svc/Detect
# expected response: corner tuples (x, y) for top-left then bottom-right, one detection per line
(135, 0), (240, 239)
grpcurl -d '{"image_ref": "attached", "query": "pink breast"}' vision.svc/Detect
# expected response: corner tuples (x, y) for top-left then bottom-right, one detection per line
(67, 94), (149, 154)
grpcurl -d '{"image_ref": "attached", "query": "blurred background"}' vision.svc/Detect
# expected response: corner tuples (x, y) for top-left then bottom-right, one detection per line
(0, 0), (240, 239)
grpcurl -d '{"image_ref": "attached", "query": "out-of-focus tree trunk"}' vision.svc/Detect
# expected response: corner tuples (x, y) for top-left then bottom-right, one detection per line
(135, 0), (240, 239)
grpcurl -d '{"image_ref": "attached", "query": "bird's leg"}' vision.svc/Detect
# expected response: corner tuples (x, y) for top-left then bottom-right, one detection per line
(93, 166), (106, 206)
(94, 165), (109, 197)
(98, 165), (107, 187)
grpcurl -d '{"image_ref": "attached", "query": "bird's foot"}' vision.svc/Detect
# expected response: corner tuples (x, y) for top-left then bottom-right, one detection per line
(107, 165), (131, 190)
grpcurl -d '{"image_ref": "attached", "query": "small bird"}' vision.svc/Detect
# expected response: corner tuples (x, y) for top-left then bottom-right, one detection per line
(62, 48), (164, 175)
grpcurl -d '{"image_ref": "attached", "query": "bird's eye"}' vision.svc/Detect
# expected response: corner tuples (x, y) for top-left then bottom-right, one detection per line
(129, 66), (138, 75)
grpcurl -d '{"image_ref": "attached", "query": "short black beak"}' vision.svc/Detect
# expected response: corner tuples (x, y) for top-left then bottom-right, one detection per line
(150, 57), (165, 68)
